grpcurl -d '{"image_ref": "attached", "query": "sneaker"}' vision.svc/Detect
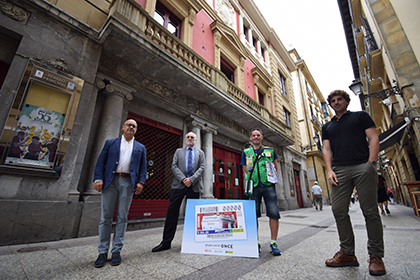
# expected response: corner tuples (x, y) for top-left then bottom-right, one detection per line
(369, 255), (386, 276)
(270, 241), (281, 256)
(385, 208), (390, 214)
(381, 210), (385, 215)
(111, 252), (122, 266)
(94, 253), (107, 268)
(258, 242), (261, 254)
(325, 251), (359, 267)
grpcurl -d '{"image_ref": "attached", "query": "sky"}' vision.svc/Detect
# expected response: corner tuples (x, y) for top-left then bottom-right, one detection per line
(253, 0), (361, 111)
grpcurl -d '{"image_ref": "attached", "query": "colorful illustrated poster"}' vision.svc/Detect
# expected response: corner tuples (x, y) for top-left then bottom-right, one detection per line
(6, 104), (65, 167)
(182, 199), (258, 258)
(195, 202), (247, 242)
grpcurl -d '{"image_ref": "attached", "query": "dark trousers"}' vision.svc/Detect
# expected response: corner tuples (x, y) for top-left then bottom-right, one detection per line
(162, 187), (199, 245)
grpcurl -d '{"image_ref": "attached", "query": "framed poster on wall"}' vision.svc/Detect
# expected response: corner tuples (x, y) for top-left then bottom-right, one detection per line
(1, 59), (83, 173)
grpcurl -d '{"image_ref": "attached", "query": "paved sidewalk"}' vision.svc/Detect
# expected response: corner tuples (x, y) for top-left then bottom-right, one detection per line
(1, 202), (419, 279)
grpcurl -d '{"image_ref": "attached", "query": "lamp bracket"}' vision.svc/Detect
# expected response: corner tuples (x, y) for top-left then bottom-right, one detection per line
(361, 85), (402, 99)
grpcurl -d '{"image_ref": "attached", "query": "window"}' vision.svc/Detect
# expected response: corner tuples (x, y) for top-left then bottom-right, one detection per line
(243, 25), (248, 42)
(154, 2), (181, 38)
(261, 48), (265, 61)
(258, 91), (264, 106)
(279, 71), (287, 97)
(0, 31), (20, 90)
(221, 58), (235, 83)
(284, 107), (292, 128)
(321, 102), (329, 118)
(253, 36), (257, 51)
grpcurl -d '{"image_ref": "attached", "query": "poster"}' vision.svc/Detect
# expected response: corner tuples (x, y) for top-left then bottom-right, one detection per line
(6, 104), (65, 167)
(182, 199), (258, 258)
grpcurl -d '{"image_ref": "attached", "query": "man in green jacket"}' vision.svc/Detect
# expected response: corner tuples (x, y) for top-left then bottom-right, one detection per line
(241, 128), (281, 256)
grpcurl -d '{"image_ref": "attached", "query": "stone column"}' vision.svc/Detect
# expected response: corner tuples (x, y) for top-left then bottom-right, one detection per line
(190, 115), (218, 199)
(192, 126), (201, 150)
(83, 75), (134, 195)
(201, 129), (217, 198)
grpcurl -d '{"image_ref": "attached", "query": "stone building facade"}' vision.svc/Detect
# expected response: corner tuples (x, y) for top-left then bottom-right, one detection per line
(0, 0), (309, 245)
(289, 49), (333, 206)
(338, 0), (420, 206)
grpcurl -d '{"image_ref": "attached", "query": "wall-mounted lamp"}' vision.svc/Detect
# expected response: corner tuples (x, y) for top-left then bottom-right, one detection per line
(301, 134), (321, 152)
(349, 80), (363, 96)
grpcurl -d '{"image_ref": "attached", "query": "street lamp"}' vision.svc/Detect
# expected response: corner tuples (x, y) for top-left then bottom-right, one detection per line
(313, 134), (320, 145)
(301, 134), (322, 152)
(349, 80), (363, 95)
(349, 80), (365, 110)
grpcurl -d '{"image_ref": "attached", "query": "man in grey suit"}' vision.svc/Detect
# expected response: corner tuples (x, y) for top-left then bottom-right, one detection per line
(152, 131), (205, 252)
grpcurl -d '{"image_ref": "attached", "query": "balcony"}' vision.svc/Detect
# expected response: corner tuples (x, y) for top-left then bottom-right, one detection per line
(101, 0), (293, 145)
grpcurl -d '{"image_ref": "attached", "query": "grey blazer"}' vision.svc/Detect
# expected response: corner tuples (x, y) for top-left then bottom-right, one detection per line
(171, 147), (205, 193)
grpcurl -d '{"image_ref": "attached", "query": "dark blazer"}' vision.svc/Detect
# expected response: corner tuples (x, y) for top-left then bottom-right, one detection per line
(171, 147), (205, 193)
(93, 137), (147, 191)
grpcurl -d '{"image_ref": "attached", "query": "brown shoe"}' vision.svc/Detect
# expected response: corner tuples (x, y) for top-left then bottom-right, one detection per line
(325, 251), (359, 267)
(369, 255), (386, 276)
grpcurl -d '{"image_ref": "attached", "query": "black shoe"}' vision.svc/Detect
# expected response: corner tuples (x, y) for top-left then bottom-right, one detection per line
(152, 243), (171, 252)
(111, 252), (121, 266)
(94, 253), (107, 268)
(385, 208), (390, 214)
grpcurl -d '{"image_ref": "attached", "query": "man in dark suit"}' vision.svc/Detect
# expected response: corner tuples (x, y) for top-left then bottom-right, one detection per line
(93, 119), (147, 268)
(152, 131), (205, 252)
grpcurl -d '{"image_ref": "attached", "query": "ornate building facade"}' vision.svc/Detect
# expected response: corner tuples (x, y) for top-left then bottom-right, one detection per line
(289, 49), (333, 206)
(338, 0), (420, 207)
(0, 0), (310, 245)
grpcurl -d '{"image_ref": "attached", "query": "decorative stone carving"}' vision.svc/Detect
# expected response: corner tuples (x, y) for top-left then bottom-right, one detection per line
(190, 115), (218, 135)
(210, 111), (248, 138)
(0, 0), (30, 24)
(95, 74), (134, 102)
(188, 8), (196, 25)
(216, 0), (235, 29)
(199, 103), (212, 118)
(33, 57), (76, 76)
(214, 32), (222, 47)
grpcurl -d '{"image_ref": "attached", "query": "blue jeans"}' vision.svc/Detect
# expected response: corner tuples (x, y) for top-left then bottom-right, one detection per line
(98, 176), (133, 254)
(249, 183), (280, 219)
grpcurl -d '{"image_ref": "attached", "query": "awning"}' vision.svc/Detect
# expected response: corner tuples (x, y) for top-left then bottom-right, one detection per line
(379, 118), (410, 151)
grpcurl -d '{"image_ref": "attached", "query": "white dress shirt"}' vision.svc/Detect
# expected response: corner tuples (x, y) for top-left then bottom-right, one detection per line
(116, 136), (134, 173)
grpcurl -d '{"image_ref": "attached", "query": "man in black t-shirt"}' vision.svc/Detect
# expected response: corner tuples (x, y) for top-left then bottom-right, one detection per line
(322, 90), (386, 276)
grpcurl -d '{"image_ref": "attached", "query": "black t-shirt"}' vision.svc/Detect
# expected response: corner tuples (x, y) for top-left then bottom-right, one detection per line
(322, 111), (375, 166)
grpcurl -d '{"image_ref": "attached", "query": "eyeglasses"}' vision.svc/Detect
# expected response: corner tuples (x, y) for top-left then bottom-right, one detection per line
(186, 136), (195, 139)
(125, 123), (137, 128)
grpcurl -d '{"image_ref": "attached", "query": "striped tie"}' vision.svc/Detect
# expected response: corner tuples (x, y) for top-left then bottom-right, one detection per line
(187, 147), (193, 177)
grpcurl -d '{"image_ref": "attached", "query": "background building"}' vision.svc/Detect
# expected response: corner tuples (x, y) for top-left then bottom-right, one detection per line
(0, 0), (311, 245)
(289, 49), (333, 206)
(338, 0), (420, 206)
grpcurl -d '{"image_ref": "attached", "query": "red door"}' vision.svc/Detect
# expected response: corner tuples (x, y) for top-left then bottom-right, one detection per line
(213, 145), (243, 199)
(294, 170), (304, 208)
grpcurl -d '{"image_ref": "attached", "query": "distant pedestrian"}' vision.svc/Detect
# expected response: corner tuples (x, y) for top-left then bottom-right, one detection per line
(322, 90), (386, 276)
(312, 181), (323, 210)
(387, 188), (394, 204)
(93, 119), (147, 268)
(378, 175), (390, 215)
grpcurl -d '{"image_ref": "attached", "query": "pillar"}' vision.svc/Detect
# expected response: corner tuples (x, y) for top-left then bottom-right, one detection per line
(190, 115), (218, 199)
(82, 75), (134, 195)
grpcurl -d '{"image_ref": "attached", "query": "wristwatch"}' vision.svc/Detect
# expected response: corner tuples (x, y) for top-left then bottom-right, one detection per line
(371, 161), (377, 165)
